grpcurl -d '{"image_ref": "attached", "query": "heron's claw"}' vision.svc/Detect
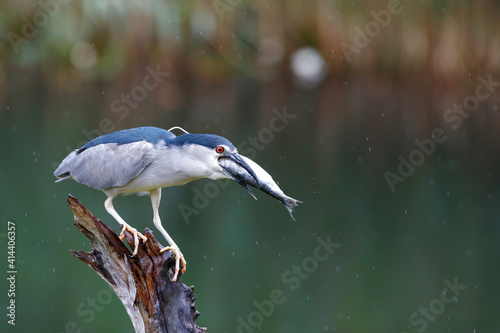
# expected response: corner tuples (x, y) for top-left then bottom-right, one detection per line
(119, 224), (148, 256)
(160, 245), (186, 281)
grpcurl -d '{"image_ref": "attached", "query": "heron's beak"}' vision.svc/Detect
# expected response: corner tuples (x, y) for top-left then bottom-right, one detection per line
(219, 153), (259, 200)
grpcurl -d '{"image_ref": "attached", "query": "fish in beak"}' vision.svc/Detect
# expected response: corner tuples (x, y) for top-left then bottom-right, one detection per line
(219, 153), (301, 220)
(219, 153), (259, 199)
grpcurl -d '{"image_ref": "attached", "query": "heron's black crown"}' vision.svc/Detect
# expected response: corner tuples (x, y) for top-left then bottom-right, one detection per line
(168, 133), (236, 150)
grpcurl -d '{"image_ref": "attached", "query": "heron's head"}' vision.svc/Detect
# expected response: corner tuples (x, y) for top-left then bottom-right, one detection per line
(170, 134), (258, 186)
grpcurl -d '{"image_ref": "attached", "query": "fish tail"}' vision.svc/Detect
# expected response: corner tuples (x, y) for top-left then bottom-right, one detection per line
(283, 196), (302, 220)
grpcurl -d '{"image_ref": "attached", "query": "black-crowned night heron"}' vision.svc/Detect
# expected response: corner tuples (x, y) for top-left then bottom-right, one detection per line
(54, 126), (300, 281)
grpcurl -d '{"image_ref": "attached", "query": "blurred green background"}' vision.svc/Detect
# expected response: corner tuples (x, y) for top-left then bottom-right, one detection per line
(1, 0), (499, 332)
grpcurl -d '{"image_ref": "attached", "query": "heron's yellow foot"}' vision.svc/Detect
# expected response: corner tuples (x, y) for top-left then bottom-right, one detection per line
(160, 245), (186, 281)
(119, 224), (148, 256)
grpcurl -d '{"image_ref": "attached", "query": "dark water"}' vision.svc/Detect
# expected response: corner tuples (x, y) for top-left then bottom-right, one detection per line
(1, 73), (499, 333)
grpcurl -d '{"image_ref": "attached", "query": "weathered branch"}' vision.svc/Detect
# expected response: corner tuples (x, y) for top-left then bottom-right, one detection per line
(66, 195), (206, 333)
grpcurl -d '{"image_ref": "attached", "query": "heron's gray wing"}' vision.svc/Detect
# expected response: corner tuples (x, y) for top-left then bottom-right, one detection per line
(55, 141), (155, 190)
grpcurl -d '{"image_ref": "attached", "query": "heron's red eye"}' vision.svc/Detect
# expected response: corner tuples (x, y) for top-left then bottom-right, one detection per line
(216, 146), (225, 154)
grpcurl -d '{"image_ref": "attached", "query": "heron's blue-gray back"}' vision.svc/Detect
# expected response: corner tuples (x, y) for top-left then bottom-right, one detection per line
(54, 127), (177, 190)
(80, 126), (176, 151)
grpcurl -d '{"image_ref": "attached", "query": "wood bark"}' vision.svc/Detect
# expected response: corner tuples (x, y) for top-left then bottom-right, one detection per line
(66, 195), (206, 333)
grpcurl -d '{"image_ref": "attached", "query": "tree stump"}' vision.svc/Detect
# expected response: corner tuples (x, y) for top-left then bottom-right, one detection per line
(66, 195), (206, 333)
